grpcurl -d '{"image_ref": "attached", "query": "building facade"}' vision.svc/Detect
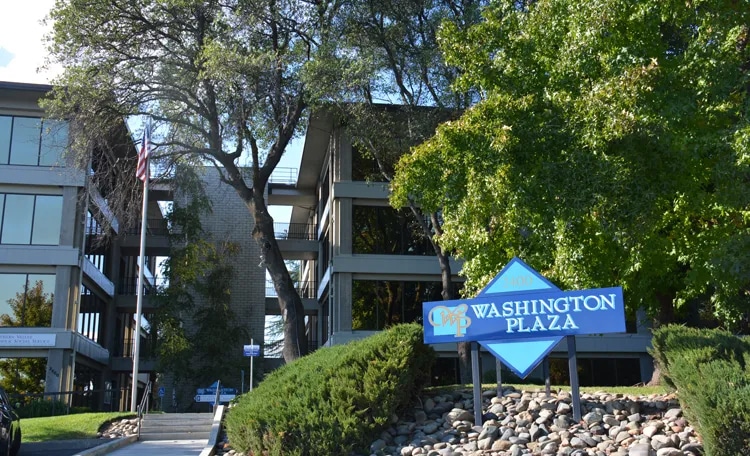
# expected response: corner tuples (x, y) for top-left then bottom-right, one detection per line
(0, 81), (267, 411)
(270, 109), (654, 386)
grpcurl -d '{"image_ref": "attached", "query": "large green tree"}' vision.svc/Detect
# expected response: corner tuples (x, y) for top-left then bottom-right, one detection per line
(0, 281), (54, 395)
(391, 0), (750, 329)
(42, 0), (350, 361)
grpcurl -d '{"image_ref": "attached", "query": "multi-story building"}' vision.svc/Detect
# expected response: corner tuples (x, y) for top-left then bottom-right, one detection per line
(271, 108), (654, 386)
(0, 81), (266, 412)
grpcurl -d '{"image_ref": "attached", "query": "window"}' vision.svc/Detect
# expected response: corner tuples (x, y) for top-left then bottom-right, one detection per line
(351, 280), (459, 330)
(0, 273), (55, 327)
(0, 115), (68, 166)
(352, 206), (435, 255)
(78, 286), (103, 344)
(0, 194), (63, 245)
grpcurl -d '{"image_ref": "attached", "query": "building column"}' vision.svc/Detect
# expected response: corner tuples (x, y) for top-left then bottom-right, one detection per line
(332, 272), (352, 333)
(45, 348), (75, 397)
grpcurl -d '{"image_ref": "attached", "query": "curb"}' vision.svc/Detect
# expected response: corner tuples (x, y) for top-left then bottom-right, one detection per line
(199, 405), (225, 456)
(72, 436), (138, 456)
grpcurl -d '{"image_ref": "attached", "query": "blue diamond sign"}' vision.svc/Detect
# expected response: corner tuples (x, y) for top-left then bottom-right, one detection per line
(423, 257), (625, 378)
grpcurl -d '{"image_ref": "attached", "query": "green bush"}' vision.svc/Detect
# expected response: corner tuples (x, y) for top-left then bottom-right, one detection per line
(651, 325), (750, 456)
(224, 324), (434, 456)
(16, 399), (70, 418)
(650, 324), (748, 389)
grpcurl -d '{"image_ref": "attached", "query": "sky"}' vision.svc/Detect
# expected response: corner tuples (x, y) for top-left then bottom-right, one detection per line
(0, 0), (59, 84)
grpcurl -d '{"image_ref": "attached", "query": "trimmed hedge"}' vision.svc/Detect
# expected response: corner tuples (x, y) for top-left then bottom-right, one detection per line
(224, 323), (435, 456)
(651, 325), (750, 455)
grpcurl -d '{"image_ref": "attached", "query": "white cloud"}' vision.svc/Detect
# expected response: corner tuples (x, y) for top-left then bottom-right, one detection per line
(0, 0), (59, 84)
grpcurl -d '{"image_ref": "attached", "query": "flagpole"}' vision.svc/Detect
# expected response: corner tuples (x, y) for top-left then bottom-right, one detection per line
(131, 120), (151, 413)
(131, 171), (149, 412)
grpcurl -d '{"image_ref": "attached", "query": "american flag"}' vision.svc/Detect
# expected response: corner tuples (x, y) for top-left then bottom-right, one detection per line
(136, 122), (150, 182)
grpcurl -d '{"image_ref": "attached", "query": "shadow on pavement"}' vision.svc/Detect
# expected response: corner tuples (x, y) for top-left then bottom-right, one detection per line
(19, 439), (107, 456)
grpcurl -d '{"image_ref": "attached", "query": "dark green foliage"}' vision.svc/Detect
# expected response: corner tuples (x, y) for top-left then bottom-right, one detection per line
(651, 325), (750, 455)
(224, 324), (434, 455)
(14, 400), (91, 418)
(650, 324), (748, 390)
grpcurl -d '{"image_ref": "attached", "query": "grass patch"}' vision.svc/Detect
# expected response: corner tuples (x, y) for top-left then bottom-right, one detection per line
(21, 412), (135, 442)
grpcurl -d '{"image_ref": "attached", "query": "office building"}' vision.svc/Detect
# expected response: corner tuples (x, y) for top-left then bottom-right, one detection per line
(0, 81), (266, 411)
(271, 108), (654, 386)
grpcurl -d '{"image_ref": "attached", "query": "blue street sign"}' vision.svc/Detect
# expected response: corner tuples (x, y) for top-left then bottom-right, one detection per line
(424, 286), (624, 343)
(158, 386), (165, 398)
(243, 344), (260, 357)
(422, 257), (626, 378)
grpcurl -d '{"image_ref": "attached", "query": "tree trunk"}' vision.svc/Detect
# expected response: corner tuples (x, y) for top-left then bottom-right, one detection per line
(431, 217), (471, 384)
(250, 189), (308, 362)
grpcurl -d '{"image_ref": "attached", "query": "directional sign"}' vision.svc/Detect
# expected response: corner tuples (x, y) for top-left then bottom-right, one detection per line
(158, 386), (165, 398)
(243, 344), (260, 357)
(196, 387), (237, 395)
(194, 394), (236, 403)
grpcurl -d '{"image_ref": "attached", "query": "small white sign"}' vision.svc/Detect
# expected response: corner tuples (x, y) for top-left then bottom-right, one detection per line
(0, 333), (56, 347)
(194, 394), (236, 403)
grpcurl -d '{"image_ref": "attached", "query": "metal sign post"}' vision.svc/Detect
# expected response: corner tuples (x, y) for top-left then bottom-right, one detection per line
(243, 340), (260, 392)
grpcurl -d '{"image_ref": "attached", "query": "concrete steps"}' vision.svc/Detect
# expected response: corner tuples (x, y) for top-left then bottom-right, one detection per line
(138, 412), (214, 441)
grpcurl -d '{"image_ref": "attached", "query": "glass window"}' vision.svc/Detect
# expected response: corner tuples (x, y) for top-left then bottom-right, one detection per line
(352, 280), (447, 330)
(0, 116), (11, 164)
(31, 195), (63, 244)
(0, 274), (28, 325)
(39, 119), (68, 166)
(1, 194), (34, 244)
(0, 274), (54, 327)
(9, 117), (41, 165)
(0, 194), (63, 245)
(352, 206), (435, 255)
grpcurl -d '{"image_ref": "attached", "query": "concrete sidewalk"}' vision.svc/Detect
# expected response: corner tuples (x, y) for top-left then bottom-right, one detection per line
(80, 438), (207, 456)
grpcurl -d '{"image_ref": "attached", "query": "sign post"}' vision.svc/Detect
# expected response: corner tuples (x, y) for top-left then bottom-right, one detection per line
(423, 257), (626, 424)
(243, 340), (260, 392)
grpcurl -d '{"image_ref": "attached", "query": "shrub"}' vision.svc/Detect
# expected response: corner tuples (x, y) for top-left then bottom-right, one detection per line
(15, 399), (70, 418)
(650, 324), (748, 389)
(224, 324), (434, 456)
(651, 325), (750, 455)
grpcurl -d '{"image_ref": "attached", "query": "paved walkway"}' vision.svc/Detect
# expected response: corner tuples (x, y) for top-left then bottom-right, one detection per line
(98, 439), (207, 456)
(20, 439), (104, 456)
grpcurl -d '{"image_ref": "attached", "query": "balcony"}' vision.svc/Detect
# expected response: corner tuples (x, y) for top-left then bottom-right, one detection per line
(267, 168), (316, 206)
(114, 276), (167, 312)
(269, 167), (298, 185)
(265, 280), (319, 315)
(119, 218), (171, 256)
(274, 222), (317, 260)
(123, 218), (171, 236)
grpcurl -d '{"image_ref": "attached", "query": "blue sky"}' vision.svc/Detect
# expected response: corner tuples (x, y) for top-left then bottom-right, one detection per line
(0, 0), (59, 83)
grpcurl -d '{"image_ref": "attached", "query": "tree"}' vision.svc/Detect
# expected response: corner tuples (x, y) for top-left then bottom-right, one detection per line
(42, 0), (348, 361)
(325, 0), (484, 383)
(0, 281), (53, 395)
(391, 0), (750, 329)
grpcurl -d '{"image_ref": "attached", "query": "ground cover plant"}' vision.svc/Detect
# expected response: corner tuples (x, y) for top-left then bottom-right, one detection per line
(224, 323), (434, 455)
(21, 412), (135, 442)
(651, 325), (750, 455)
